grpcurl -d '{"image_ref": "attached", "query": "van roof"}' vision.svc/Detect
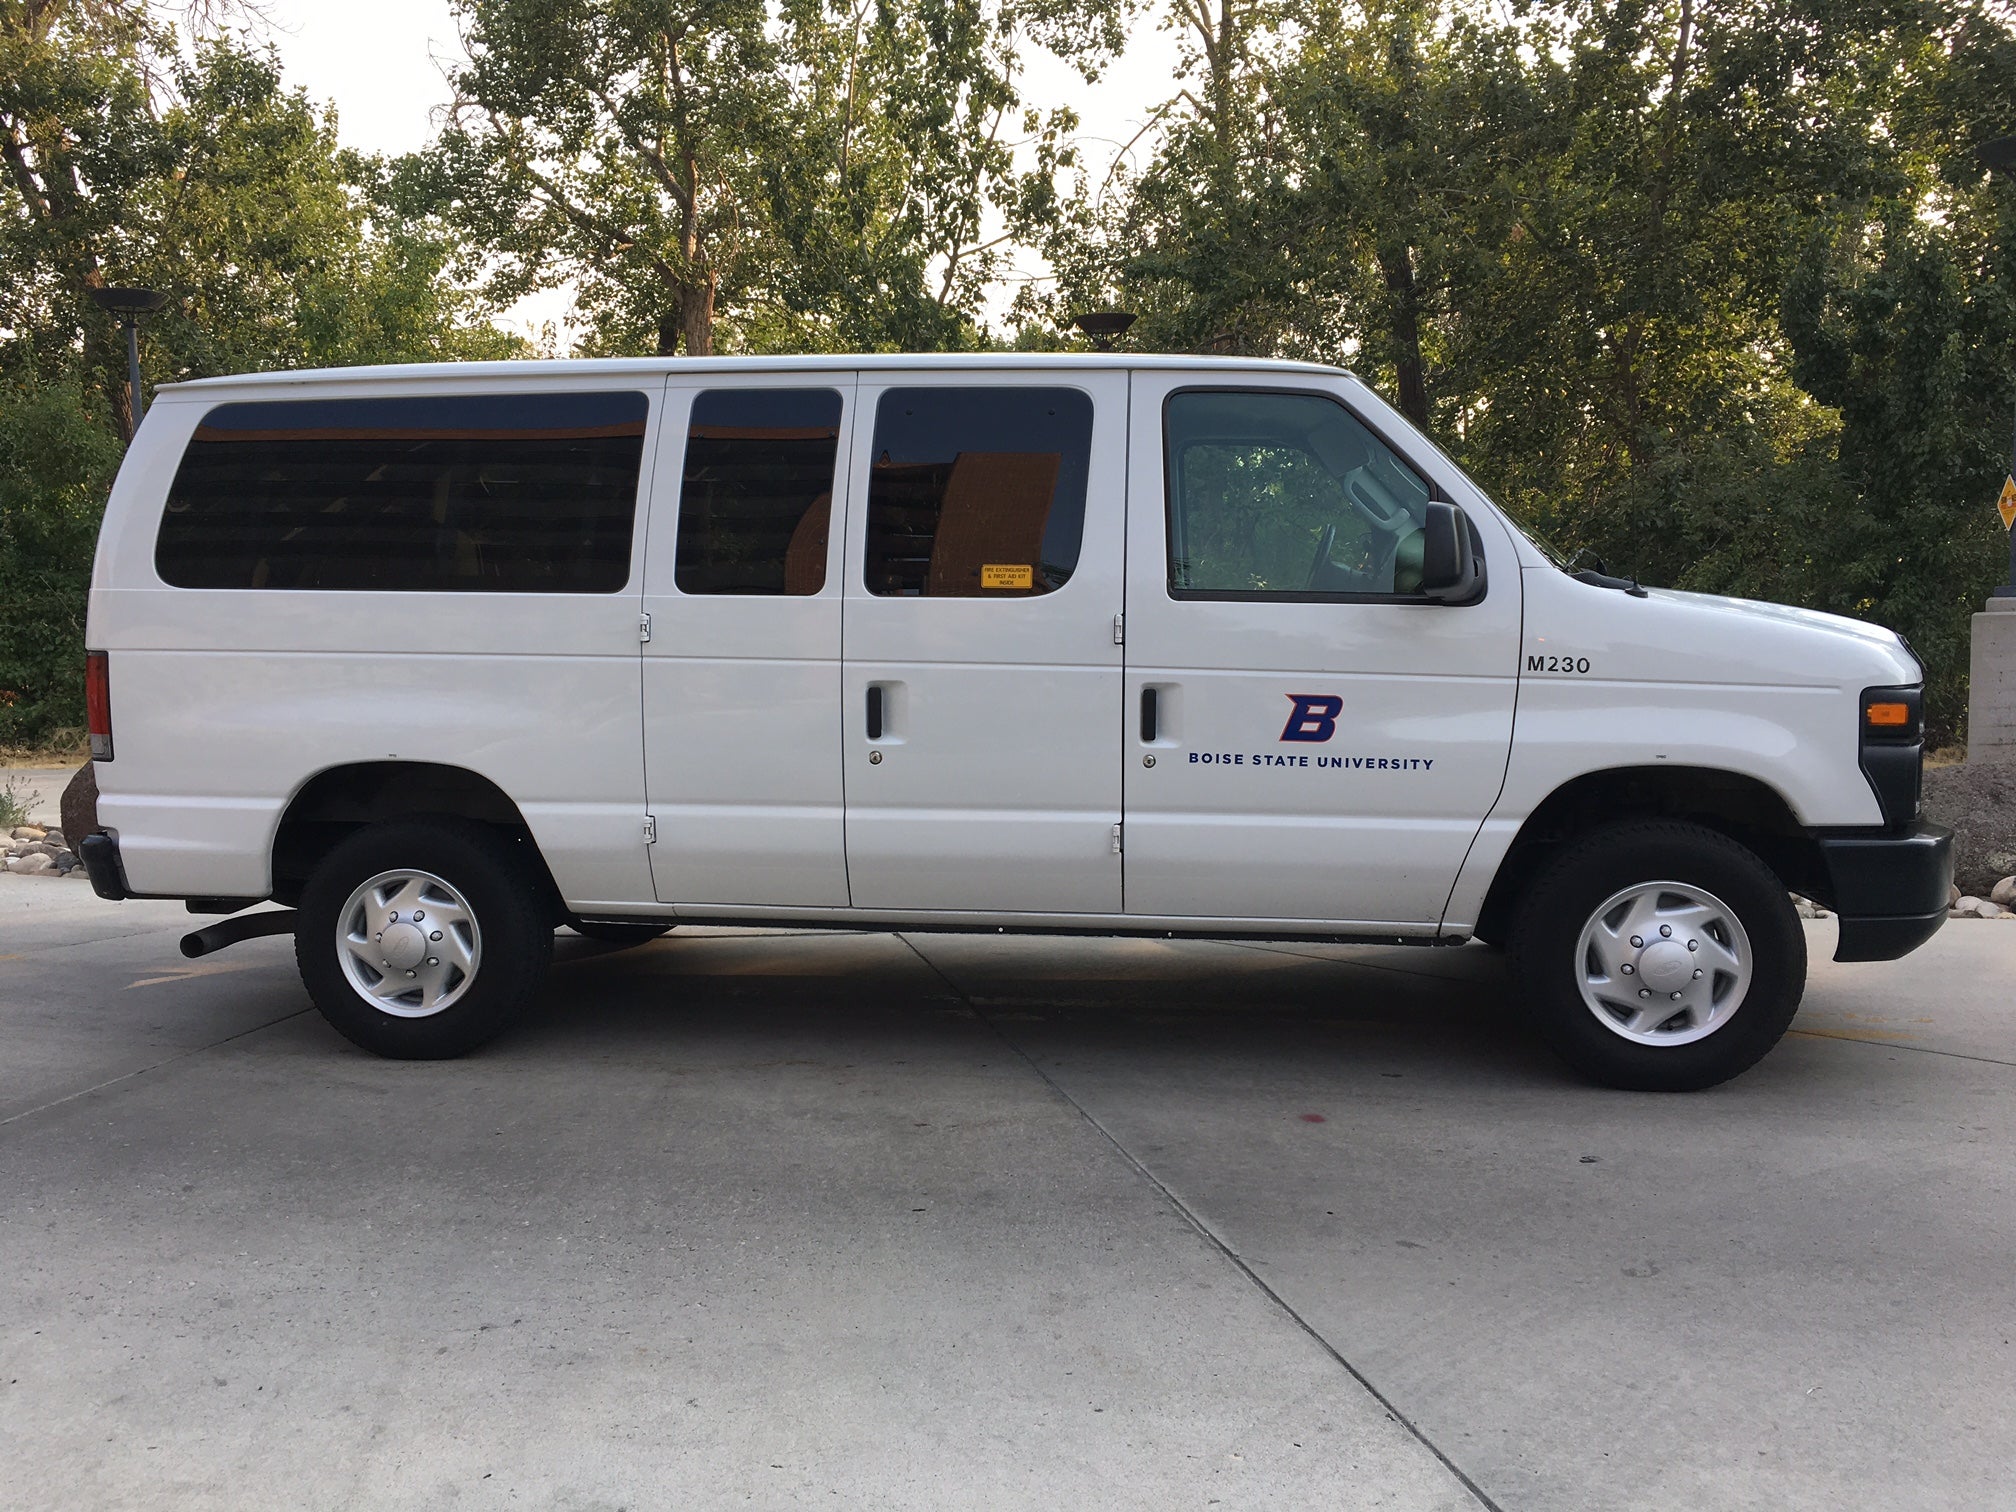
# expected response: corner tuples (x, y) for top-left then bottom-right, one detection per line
(161, 352), (1350, 394)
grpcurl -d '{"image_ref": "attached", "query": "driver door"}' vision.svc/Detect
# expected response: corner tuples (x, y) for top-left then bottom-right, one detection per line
(1121, 378), (1520, 927)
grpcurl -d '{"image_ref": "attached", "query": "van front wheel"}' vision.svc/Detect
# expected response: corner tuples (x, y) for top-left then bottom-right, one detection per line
(1508, 821), (1805, 1091)
(296, 820), (553, 1059)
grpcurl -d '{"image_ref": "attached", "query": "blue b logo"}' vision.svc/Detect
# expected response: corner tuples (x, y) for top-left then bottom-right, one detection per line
(1281, 693), (1342, 743)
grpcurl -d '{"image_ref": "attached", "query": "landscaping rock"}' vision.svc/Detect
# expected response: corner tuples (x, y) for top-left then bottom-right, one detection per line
(11, 825), (45, 843)
(59, 762), (97, 853)
(1923, 758), (2016, 895)
(13, 853), (52, 875)
(1993, 876), (2016, 908)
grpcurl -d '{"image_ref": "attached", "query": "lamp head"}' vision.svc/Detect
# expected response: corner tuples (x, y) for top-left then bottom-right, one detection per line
(90, 286), (170, 316)
(1978, 135), (2016, 176)
(1071, 310), (1138, 350)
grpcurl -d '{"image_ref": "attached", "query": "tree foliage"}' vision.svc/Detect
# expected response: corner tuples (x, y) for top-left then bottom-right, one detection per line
(4, 0), (2016, 748)
(0, 1), (522, 745)
(420, 0), (1117, 355)
(1035, 0), (2016, 740)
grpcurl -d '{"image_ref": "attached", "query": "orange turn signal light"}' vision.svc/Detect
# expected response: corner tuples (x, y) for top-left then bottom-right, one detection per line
(1865, 701), (1911, 728)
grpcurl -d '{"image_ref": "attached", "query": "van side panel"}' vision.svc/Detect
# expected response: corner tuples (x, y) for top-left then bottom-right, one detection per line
(1118, 372), (1523, 927)
(88, 383), (662, 909)
(1438, 566), (1912, 932)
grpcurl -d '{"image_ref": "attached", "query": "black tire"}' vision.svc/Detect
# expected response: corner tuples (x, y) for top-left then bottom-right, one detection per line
(1507, 820), (1805, 1092)
(295, 819), (553, 1059)
(567, 921), (672, 946)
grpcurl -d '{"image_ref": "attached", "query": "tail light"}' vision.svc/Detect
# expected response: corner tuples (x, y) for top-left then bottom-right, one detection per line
(86, 651), (113, 761)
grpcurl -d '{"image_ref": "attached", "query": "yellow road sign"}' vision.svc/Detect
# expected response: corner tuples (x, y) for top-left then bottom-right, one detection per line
(2000, 476), (2016, 531)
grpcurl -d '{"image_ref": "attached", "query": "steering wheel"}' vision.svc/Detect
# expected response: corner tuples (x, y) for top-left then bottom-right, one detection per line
(1305, 523), (1337, 590)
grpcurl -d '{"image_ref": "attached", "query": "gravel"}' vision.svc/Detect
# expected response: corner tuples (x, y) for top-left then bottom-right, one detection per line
(1923, 758), (2016, 895)
(4, 825), (81, 878)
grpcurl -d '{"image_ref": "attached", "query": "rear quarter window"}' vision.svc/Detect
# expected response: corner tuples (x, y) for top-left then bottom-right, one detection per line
(155, 391), (648, 592)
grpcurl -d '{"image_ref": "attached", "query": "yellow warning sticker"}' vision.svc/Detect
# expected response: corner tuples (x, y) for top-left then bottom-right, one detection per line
(1998, 476), (2016, 532)
(981, 563), (1034, 590)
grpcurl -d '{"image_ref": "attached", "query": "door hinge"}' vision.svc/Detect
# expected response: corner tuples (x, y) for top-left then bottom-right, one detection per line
(1110, 822), (1123, 854)
(643, 816), (657, 845)
(1113, 612), (1125, 645)
(639, 611), (653, 643)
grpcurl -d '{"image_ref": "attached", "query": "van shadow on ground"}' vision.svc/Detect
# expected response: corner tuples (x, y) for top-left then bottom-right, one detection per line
(503, 928), (1570, 1091)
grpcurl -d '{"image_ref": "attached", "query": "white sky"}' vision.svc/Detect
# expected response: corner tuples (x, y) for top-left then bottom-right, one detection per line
(260, 0), (1187, 348)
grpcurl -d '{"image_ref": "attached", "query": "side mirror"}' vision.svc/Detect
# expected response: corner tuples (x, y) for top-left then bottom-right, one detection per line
(1418, 501), (1485, 603)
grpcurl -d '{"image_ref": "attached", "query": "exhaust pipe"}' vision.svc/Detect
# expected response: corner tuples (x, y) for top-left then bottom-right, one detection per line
(180, 908), (298, 959)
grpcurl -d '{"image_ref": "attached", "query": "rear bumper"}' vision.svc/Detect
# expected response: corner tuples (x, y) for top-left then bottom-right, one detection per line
(78, 832), (132, 902)
(1814, 821), (1953, 962)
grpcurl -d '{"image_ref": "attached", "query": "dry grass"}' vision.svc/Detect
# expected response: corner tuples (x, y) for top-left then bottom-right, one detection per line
(0, 775), (45, 830)
(0, 730), (88, 766)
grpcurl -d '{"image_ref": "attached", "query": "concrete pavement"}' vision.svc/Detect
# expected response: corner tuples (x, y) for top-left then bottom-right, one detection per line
(1, 880), (2010, 1509)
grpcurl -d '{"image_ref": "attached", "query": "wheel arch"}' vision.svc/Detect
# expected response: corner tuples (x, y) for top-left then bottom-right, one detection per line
(269, 760), (561, 913)
(1474, 765), (1823, 946)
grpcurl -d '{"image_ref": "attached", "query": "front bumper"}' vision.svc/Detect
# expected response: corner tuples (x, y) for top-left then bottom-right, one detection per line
(1814, 821), (1953, 962)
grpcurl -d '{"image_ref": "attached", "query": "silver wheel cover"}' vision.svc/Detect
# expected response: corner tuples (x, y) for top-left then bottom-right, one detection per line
(336, 869), (481, 1019)
(1574, 880), (1752, 1047)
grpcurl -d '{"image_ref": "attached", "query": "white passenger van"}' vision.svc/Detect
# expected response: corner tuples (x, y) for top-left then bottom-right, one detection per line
(78, 355), (1951, 1089)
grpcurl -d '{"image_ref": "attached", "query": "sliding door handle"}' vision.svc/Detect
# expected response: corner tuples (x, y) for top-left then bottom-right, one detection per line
(1140, 686), (1158, 743)
(866, 684), (885, 741)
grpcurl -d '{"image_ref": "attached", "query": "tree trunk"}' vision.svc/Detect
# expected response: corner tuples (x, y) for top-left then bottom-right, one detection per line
(680, 277), (716, 357)
(94, 324), (134, 443)
(73, 259), (132, 440)
(1379, 244), (1429, 427)
(656, 315), (679, 356)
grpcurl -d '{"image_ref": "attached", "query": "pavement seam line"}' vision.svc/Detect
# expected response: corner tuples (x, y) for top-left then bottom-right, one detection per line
(894, 933), (1504, 1512)
(1224, 938), (1486, 982)
(1783, 1028), (2016, 1068)
(0, 920), (240, 960)
(0, 1007), (311, 1132)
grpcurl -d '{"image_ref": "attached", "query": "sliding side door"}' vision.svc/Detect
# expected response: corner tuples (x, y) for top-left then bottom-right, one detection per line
(641, 376), (856, 908)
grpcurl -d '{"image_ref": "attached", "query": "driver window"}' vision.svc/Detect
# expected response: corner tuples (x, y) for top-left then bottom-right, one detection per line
(1164, 390), (1435, 599)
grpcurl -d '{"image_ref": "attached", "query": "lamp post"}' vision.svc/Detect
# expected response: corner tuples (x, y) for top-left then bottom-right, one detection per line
(88, 285), (169, 443)
(1979, 136), (2016, 596)
(1970, 138), (2016, 757)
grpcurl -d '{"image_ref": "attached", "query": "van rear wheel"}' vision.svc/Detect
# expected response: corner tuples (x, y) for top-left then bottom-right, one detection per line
(1508, 821), (1805, 1091)
(296, 819), (552, 1059)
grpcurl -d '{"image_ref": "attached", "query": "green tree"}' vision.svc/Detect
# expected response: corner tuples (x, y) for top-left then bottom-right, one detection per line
(426, 0), (1117, 356)
(1039, 0), (2016, 739)
(0, 372), (123, 747)
(0, 9), (523, 744)
(0, 0), (169, 436)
